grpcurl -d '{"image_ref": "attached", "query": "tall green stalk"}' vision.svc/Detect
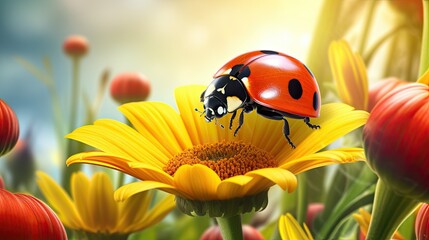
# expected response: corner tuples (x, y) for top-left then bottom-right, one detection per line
(216, 215), (243, 240)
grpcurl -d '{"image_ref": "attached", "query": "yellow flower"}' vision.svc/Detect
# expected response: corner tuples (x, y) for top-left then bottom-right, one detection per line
(66, 85), (367, 217)
(353, 208), (405, 240)
(36, 171), (175, 238)
(278, 213), (313, 240)
(329, 40), (369, 110)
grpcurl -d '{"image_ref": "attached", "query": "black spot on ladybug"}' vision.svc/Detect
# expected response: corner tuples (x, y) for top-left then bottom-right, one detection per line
(260, 50), (279, 55)
(230, 64), (244, 76)
(238, 66), (251, 79)
(288, 79), (303, 100)
(303, 64), (315, 78)
(313, 91), (319, 111)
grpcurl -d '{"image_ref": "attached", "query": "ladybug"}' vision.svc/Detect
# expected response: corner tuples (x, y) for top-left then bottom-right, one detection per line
(199, 50), (321, 148)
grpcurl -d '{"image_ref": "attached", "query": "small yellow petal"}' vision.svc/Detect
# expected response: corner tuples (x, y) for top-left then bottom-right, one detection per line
(279, 213), (313, 240)
(173, 164), (221, 200)
(71, 172), (94, 231)
(281, 148), (365, 174)
(128, 162), (174, 185)
(36, 171), (83, 229)
(88, 172), (118, 232)
(119, 102), (193, 156)
(128, 194), (176, 232)
(116, 191), (154, 231)
(417, 67), (429, 85)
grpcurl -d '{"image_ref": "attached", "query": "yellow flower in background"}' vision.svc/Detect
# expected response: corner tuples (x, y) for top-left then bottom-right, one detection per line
(66, 85), (367, 217)
(353, 208), (405, 240)
(329, 40), (369, 110)
(37, 171), (175, 238)
(278, 213), (313, 240)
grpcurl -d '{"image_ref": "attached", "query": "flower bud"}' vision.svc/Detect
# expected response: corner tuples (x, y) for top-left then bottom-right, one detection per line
(367, 77), (407, 112)
(63, 35), (89, 58)
(0, 99), (19, 157)
(110, 72), (151, 104)
(306, 203), (324, 230)
(416, 204), (429, 240)
(363, 83), (429, 201)
(0, 188), (67, 239)
(200, 225), (264, 240)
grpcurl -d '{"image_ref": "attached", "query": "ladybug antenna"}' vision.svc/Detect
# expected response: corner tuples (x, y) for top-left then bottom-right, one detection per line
(194, 108), (205, 117)
(214, 118), (224, 129)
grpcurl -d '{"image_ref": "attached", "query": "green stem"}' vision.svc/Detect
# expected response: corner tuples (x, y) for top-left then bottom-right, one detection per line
(366, 180), (420, 240)
(216, 215), (243, 240)
(358, 0), (377, 54)
(296, 173), (308, 224)
(419, 0), (429, 76)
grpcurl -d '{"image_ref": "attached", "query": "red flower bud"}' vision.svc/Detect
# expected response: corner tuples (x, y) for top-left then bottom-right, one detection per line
(110, 72), (151, 104)
(0, 188), (67, 239)
(63, 35), (89, 58)
(306, 203), (324, 229)
(416, 204), (429, 240)
(363, 83), (429, 201)
(200, 225), (264, 240)
(0, 99), (19, 157)
(368, 78), (407, 112)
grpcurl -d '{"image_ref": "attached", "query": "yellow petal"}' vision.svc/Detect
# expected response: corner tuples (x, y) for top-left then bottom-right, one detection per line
(417, 67), (429, 85)
(115, 181), (187, 201)
(276, 103), (368, 165)
(36, 171), (83, 229)
(71, 172), (95, 232)
(280, 148), (365, 175)
(128, 162), (174, 185)
(116, 191), (154, 232)
(329, 40), (368, 110)
(119, 102), (193, 156)
(175, 85), (222, 145)
(246, 168), (297, 192)
(279, 213), (313, 240)
(88, 172), (118, 232)
(173, 164), (221, 200)
(127, 194), (176, 232)
(217, 175), (253, 199)
(66, 119), (167, 168)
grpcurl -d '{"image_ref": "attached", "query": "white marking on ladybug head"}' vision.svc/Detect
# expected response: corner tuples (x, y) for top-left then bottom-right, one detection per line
(204, 83), (216, 98)
(216, 83), (228, 94)
(217, 106), (225, 115)
(229, 76), (238, 80)
(226, 96), (243, 112)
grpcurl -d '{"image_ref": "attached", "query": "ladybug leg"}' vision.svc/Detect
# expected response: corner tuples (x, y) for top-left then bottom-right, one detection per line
(282, 118), (296, 149)
(229, 111), (237, 129)
(304, 117), (320, 129)
(233, 109), (246, 136)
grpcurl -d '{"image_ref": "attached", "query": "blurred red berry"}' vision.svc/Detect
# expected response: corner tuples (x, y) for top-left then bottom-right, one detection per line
(0, 99), (19, 157)
(367, 78), (407, 112)
(63, 35), (89, 58)
(200, 225), (264, 240)
(416, 204), (429, 240)
(363, 83), (429, 201)
(306, 203), (324, 229)
(0, 188), (67, 239)
(110, 72), (151, 104)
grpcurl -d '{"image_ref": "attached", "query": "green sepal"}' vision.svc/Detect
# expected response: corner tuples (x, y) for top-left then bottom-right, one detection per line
(175, 191), (269, 218)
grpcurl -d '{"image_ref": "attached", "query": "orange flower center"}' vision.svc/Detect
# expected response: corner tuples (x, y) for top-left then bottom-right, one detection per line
(163, 141), (277, 180)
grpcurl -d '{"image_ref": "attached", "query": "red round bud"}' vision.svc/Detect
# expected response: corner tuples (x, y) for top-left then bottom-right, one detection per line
(110, 72), (151, 104)
(63, 35), (89, 57)
(306, 203), (324, 229)
(200, 225), (264, 240)
(363, 83), (429, 201)
(0, 188), (67, 239)
(0, 99), (19, 157)
(416, 204), (429, 239)
(368, 78), (407, 112)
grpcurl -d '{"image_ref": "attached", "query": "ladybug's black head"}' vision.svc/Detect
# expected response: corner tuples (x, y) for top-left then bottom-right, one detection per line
(203, 95), (227, 122)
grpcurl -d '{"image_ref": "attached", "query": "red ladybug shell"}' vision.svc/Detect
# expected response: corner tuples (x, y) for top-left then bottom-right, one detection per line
(213, 50), (321, 118)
